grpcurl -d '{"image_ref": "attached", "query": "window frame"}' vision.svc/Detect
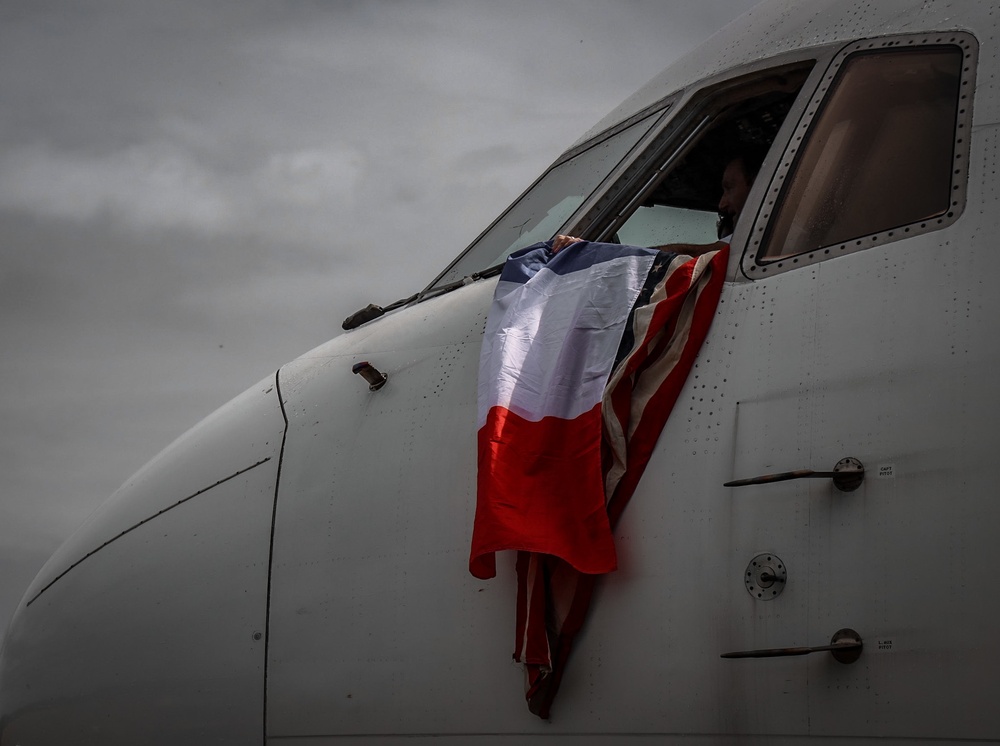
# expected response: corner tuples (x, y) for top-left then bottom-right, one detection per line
(740, 32), (978, 280)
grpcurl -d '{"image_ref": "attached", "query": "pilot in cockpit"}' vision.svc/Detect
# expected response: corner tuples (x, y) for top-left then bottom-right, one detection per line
(552, 145), (766, 257)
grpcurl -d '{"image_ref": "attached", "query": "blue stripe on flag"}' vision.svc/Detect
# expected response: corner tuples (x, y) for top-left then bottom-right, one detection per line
(499, 241), (660, 285)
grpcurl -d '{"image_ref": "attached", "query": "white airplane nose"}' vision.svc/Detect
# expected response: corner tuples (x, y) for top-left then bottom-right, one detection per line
(0, 375), (287, 745)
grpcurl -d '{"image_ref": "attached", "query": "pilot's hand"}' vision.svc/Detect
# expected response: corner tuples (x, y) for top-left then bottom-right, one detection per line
(551, 235), (583, 253)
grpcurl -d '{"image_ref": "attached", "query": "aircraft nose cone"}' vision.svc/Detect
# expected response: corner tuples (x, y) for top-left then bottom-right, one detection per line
(0, 376), (286, 745)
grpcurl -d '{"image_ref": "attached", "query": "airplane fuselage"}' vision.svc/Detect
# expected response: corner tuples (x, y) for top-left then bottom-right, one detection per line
(3, 1), (999, 742)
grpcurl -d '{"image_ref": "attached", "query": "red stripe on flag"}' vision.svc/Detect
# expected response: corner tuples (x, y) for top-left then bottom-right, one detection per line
(470, 404), (617, 580)
(520, 553), (553, 666)
(606, 250), (727, 523)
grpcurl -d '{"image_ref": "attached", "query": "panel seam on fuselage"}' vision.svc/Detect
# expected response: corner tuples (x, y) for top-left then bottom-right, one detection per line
(262, 367), (290, 744)
(25, 455), (273, 608)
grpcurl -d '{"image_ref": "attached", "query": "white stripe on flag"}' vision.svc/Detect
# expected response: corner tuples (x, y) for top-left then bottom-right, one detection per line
(477, 253), (655, 428)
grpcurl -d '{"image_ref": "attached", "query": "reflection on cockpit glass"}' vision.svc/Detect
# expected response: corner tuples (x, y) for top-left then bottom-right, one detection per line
(427, 111), (662, 290)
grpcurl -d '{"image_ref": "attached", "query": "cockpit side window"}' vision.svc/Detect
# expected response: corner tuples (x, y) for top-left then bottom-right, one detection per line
(422, 60), (815, 299)
(598, 100), (795, 246)
(569, 63), (814, 252)
(745, 34), (976, 276)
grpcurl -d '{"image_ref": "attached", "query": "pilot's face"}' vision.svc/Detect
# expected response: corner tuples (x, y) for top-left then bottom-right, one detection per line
(718, 158), (751, 227)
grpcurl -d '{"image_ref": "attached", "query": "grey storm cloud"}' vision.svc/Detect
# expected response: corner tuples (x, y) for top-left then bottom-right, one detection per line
(0, 0), (760, 633)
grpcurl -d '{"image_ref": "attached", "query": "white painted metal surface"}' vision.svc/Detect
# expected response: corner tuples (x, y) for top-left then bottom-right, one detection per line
(0, 379), (286, 743)
(3, 1), (1000, 743)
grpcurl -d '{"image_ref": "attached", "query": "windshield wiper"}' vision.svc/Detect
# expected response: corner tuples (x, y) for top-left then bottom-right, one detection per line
(418, 263), (503, 301)
(341, 295), (417, 330)
(341, 264), (504, 330)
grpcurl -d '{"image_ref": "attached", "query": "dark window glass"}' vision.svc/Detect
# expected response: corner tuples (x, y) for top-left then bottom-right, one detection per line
(760, 47), (962, 260)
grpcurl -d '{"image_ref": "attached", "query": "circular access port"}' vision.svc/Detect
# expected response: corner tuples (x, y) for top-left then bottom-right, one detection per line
(745, 553), (787, 600)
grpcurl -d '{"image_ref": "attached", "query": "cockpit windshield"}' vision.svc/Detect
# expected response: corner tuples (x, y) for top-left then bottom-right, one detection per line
(423, 110), (663, 291)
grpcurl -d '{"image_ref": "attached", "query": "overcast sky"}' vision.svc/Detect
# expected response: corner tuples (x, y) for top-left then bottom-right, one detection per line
(0, 0), (760, 635)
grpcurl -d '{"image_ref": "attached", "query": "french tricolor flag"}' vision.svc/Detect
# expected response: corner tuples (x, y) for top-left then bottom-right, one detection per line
(470, 241), (664, 580)
(469, 239), (728, 717)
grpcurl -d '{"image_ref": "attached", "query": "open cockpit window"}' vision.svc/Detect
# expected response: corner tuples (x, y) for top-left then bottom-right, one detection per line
(572, 63), (814, 251)
(744, 34), (976, 277)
